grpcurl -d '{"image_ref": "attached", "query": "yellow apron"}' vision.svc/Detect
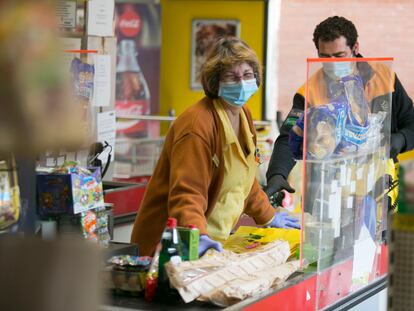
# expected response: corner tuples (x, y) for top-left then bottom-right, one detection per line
(207, 100), (258, 243)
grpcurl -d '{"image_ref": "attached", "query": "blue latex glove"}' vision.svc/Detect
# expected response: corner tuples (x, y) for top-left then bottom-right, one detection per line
(268, 212), (300, 229)
(198, 235), (223, 257)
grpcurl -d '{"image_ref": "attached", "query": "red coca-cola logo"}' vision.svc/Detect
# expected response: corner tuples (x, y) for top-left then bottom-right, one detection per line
(116, 100), (149, 115)
(118, 9), (141, 37)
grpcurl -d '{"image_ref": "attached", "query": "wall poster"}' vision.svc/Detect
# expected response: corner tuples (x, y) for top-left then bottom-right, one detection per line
(191, 19), (240, 89)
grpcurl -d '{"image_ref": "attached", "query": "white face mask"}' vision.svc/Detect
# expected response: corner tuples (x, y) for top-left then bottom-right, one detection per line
(323, 61), (354, 80)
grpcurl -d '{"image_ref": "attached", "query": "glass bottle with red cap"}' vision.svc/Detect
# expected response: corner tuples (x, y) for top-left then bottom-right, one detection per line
(157, 217), (183, 299)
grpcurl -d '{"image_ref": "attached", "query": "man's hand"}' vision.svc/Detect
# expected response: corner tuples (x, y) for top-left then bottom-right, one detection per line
(198, 235), (223, 257)
(267, 212), (300, 229)
(390, 133), (406, 160)
(288, 114), (304, 159)
(264, 175), (295, 200)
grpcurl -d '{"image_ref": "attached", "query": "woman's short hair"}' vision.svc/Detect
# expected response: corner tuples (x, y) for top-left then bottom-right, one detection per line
(200, 37), (262, 98)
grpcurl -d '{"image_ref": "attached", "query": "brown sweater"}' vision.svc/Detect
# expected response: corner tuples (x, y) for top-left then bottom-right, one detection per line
(130, 97), (275, 256)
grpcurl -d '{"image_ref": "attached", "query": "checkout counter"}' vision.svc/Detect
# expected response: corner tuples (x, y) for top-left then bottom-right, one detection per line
(103, 73), (392, 310)
(101, 159), (388, 311)
(102, 148), (389, 310)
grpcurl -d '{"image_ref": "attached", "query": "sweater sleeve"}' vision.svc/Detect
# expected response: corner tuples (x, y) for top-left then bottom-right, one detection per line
(243, 179), (275, 225)
(168, 132), (212, 235)
(267, 92), (305, 180)
(393, 75), (414, 152)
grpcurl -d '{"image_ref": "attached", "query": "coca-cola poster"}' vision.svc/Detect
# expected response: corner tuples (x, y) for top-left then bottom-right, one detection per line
(114, 1), (161, 136)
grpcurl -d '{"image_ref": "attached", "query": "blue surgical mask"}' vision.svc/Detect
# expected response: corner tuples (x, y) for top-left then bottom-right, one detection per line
(218, 79), (258, 107)
(323, 61), (354, 80)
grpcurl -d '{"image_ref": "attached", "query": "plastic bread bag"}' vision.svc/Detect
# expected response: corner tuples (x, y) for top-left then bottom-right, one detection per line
(164, 240), (292, 304)
(333, 75), (371, 154)
(360, 111), (387, 152)
(305, 102), (347, 159)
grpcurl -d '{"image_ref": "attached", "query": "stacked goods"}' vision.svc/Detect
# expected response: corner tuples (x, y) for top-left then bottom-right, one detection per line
(165, 240), (299, 306)
(104, 255), (151, 294)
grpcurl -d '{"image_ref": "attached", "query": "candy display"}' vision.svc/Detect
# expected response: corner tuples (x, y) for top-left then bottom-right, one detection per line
(37, 162), (104, 216)
(81, 206), (110, 247)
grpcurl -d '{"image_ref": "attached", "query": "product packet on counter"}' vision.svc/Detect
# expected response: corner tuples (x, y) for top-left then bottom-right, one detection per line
(104, 255), (152, 295)
(223, 226), (300, 257)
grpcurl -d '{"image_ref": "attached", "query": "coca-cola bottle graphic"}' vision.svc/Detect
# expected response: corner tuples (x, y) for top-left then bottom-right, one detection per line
(116, 39), (150, 135)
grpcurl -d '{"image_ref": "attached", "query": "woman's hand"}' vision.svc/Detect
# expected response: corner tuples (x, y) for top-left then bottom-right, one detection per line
(267, 212), (300, 229)
(198, 235), (223, 256)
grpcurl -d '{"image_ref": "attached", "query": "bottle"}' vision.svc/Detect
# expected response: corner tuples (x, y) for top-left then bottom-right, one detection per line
(145, 243), (161, 302)
(156, 217), (183, 301)
(115, 39), (151, 137)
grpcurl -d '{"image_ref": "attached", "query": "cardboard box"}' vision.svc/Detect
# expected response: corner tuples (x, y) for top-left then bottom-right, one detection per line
(37, 169), (104, 218)
(178, 226), (199, 261)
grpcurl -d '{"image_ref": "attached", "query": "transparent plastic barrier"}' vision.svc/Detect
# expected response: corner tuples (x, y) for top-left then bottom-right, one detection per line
(298, 58), (393, 309)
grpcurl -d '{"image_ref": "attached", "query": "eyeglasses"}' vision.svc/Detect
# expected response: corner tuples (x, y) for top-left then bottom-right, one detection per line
(221, 71), (255, 83)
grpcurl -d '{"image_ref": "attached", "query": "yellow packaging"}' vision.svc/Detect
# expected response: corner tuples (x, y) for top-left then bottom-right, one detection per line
(223, 226), (300, 256)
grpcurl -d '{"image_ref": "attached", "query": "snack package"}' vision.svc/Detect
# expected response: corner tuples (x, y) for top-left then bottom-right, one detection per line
(289, 102), (347, 160)
(105, 255), (151, 294)
(291, 74), (380, 160)
(223, 226), (300, 257)
(306, 102), (347, 159)
(70, 58), (95, 145)
(81, 206), (110, 247)
(71, 58), (94, 100)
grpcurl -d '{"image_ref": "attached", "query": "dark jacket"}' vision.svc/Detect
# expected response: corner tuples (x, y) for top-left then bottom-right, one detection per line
(267, 58), (414, 180)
